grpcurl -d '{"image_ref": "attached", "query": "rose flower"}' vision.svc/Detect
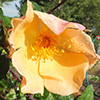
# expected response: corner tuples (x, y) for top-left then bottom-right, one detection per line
(9, 0), (99, 96)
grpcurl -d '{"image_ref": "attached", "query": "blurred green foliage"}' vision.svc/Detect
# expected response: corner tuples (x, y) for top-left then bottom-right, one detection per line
(77, 85), (94, 100)
(0, 54), (9, 80)
(90, 76), (100, 82)
(0, 8), (12, 27)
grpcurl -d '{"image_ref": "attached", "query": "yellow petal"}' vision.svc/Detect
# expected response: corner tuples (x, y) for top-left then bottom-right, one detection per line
(40, 52), (89, 96)
(11, 18), (23, 31)
(12, 47), (44, 95)
(9, 0), (34, 49)
(60, 26), (98, 68)
(9, 0), (55, 49)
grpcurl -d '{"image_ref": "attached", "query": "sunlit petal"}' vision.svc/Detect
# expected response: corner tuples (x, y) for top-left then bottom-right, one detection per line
(60, 25), (98, 68)
(9, 0), (99, 96)
(40, 52), (88, 96)
(9, 0), (34, 49)
(11, 18), (23, 31)
(12, 47), (44, 95)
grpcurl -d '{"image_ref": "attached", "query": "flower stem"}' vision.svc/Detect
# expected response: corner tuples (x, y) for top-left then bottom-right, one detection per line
(9, 67), (22, 81)
(48, 0), (67, 14)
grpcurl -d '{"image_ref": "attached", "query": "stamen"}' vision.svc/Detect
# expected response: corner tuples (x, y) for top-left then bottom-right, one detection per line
(31, 30), (64, 62)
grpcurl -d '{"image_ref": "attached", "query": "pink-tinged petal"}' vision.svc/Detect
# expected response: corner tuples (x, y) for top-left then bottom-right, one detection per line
(74, 23), (86, 30)
(34, 11), (85, 35)
(40, 52), (89, 96)
(34, 11), (69, 35)
(96, 54), (100, 59)
(12, 47), (44, 95)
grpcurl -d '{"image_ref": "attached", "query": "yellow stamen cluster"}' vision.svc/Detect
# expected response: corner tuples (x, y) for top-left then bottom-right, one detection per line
(31, 30), (60, 62)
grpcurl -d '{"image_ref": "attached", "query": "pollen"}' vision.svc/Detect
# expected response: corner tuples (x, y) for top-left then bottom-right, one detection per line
(31, 30), (61, 61)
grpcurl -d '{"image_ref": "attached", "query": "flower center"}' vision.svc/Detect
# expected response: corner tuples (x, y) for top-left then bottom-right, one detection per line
(31, 30), (60, 61)
(36, 35), (50, 49)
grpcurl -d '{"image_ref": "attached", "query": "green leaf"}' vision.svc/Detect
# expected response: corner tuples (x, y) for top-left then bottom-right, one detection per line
(77, 85), (94, 100)
(20, 96), (27, 100)
(2, 16), (12, 27)
(33, 88), (49, 99)
(0, 55), (9, 79)
(2, 49), (7, 54)
(33, 88), (74, 100)
(0, 24), (9, 49)
(21, 1), (41, 16)
(0, 8), (11, 27)
(33, 93), (42, 99)
(5, 88), (17, 100)
(54, 94), (74, 100)
(8, 79), (14, 89)
(0, 87), (3, 91)
(41, 88), (49, 99)
(0, 47), (3, 54)
(0, 8), (3, 19)
(45, 93), (56, 100)
(90, 76), (100, 82)
(0, 78), (8, 88)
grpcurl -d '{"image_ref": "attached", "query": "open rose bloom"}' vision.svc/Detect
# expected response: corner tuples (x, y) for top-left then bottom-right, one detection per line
(9, 0), (99, 96)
